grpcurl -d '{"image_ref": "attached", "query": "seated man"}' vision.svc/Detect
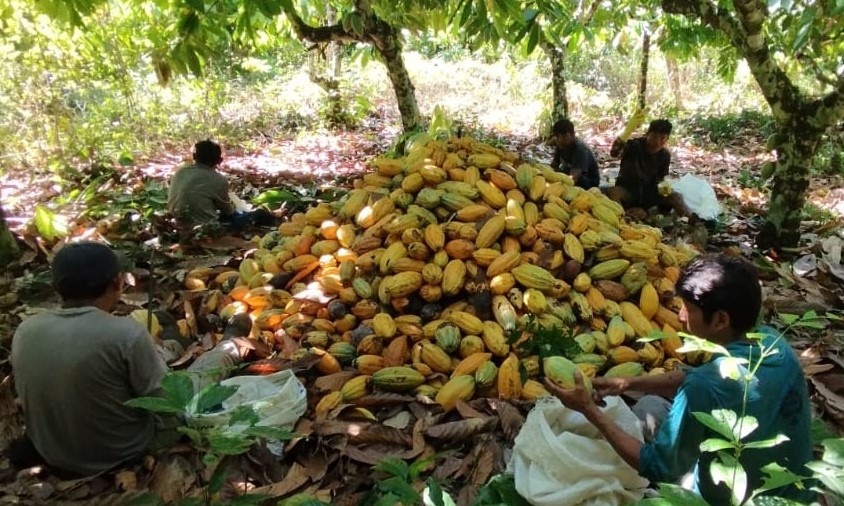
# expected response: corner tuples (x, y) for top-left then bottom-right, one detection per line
(168, 139), (274, 231)
(544, 254), (814, 504)
(548, 119), (600, 189)
(606, 115), (688, 215)
(10, 242), (250, 476)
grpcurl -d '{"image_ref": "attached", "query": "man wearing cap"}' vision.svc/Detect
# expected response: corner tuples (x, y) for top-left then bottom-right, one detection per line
(607, 115), (689, 215)
(167, 139), (275, 231)
(10, 242), (250, 476)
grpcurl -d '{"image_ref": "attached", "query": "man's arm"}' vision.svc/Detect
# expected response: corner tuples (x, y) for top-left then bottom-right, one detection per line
(544, 375), (643, 470)
(127, 331), (168, 397)
(657, 151), (671, 181)
(592, 369), (686, 399)
(584, 403), (644, 470)
(610, 137), (628, 158)
(550, 148), (563, 171)
(213, 176), (236, 216)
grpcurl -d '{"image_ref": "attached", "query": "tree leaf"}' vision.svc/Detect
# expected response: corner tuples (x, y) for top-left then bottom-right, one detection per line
(228, 405), (260, 427)
(373, 457), (410, 481)
(718, 356), (749, 381)
(207, 456), (228, 494)
(820, 437), (844, 465)
(732, 414), (759, 441)
(750, 462), (805, 498)
(710, 453), (747, 505)
(161, 372), (195, 409)
(699, 437), (734, 453)
(124, 396), (184, 414)
(423, 477), (457, 506)
(206, 432), (254, 456)
(33, 204), (68, 242)
(240, 426), (296, 441)
(743, 434), (789, 449)
(194, 383), (238, 414)
(652, 483), (711, 505)
(691, 410), (736, 442)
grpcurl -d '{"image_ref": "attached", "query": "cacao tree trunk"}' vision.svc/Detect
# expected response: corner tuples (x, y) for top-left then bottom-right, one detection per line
(661, 0), (844, 248)
(638, 29), (650, 109)
(371, 30), (421, 132)
(665, 56), (683, 111)
(757, 126), (821, 249)
(280, 1), (421, 132)
(0, 201), (19, 268)
(541, 39), (569, 120)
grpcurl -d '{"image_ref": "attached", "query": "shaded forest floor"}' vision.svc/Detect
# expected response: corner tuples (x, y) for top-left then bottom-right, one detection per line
(0, 110), (843, 504)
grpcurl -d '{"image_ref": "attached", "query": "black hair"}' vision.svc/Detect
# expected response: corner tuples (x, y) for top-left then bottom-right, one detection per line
(551, 119), (575, 136)
(675, 254), (761, 335)
(647, 119), (673, 136)
(52, 242), (121, 300)
(193, 139), (223, 166)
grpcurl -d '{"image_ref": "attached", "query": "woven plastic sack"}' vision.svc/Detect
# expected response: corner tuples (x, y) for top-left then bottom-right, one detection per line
(509, 396), (649, 506)
(186, 369), (307, 433)
(667, 174), (720, 220)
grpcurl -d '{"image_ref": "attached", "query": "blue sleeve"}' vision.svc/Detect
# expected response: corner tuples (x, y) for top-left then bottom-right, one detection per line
(639, 370), (712, 483)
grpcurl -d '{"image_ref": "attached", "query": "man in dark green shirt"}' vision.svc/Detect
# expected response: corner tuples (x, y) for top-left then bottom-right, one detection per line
(548, 119), (600, 189)
(545, 255), (814, 504)
(607, 118), (689, 215)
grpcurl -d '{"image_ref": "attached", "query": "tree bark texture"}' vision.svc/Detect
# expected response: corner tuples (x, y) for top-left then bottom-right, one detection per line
(665, 56), (683, 111)
(638, 29), (651, 109)
(662, 0), (844, 248)
(0, 201), (19, 268)
(280, 2), (421, 132)
(369, 28), (421, 132)
(541, 39), (569, 121)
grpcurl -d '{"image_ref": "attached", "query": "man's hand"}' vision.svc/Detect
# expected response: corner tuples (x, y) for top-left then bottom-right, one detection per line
(619, 108), (648, 141)
(543, 372), (597, 415)
(591, 377), (630, 398)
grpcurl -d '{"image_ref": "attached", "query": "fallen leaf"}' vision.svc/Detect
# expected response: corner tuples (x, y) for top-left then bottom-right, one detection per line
(251, 462), (309, 497)
(349, 425), (413, 447)
(424, 416), (498, 443)
(149, 455), (196, 503)
(487, 399), (525, 440)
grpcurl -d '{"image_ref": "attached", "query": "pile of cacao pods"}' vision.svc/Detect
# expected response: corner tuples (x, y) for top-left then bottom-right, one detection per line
(181, 134), (705, 414)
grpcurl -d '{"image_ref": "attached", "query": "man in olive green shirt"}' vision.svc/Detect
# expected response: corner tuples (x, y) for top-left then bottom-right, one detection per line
(168, 140), (275, 230)
(10, 242), (248, 476)
(167, 139), (236, 228)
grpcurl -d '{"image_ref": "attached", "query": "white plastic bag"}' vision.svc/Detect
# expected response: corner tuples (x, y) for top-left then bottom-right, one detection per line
(667, 174), (720, 220)
(186, 369), (307, 433)
(509, 397), (649, 506)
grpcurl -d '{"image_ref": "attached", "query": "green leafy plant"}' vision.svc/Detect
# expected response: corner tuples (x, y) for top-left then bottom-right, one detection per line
(471, 474), (531, 506)
(126, 372), (295, 503)
(359, 456), (456, 506)
(634, 310), (844, 505)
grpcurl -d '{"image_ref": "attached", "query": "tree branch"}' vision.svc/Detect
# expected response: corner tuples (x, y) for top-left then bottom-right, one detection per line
(661, 0), (801, 119)
(279, 3), (361, 45)
(579, 0), (602, 25)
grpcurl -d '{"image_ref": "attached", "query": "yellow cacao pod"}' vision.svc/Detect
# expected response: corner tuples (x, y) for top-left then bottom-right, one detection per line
(497, 353), (523, 400)
(436, 375), (476, 412)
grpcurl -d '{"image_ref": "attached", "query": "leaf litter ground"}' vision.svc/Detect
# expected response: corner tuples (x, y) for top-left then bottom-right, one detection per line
(0, 119), (842, 505)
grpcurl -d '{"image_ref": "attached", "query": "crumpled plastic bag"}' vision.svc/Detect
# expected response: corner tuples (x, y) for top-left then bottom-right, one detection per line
(666, 174), (721, 220)
(186, 369), (307, 434)
(509, 396), (649, 506)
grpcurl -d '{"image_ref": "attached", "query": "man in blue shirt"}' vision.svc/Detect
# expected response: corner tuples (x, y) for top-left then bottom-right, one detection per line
(545, 254), (814, 503)
(548, 119), (600, 189)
